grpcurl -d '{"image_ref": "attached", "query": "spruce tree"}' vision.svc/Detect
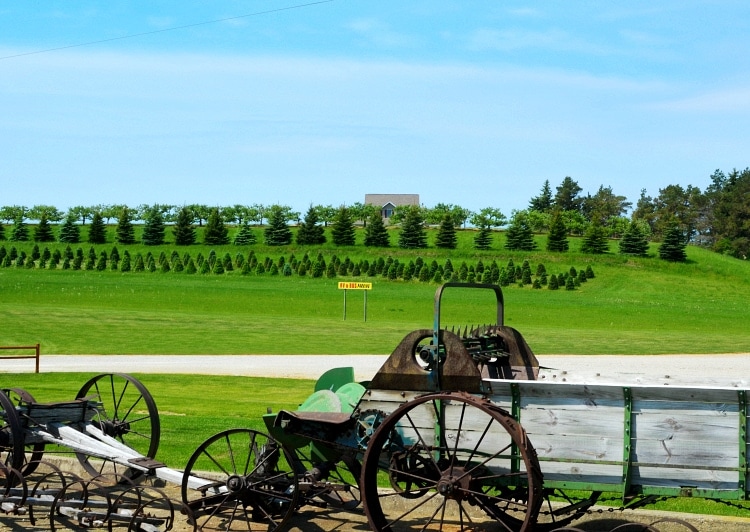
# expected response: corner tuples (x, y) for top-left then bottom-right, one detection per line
(398, 206), (428, 249)
(59, 214), (81, 244)
(331, 206), (356, 246)
(204, 208), (229, 246)
(116, 207), (137, 245)
(141, 208), (165, 246)
(580, 223), (608, 254)
(504, 212), (536, 251)
(619, 221), (649, 256)
(34, 212), (55, 242)
(435, 213), (457, 249)
(233, 222), (257, 245)
(364, 211), (390, 247)
(87, 212), (107, 244)
(473, 224), (492, 250)
(172, 206), (196, 246)
(0, 224), (4, 241)
(546, 210), (569, 252)
(264, 206), (292, 246)
(10, 216), (29, 242)
(296, 206), (327, 245)
(659, 223), (687, 262)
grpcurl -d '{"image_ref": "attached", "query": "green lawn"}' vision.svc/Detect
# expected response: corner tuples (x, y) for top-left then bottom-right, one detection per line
(1, 232), (749, 355)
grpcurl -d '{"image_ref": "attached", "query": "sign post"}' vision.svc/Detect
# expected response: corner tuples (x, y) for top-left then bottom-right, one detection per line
(337, 282), (372, 321)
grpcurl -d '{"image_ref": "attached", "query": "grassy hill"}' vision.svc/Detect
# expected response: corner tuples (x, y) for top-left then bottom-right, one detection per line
(1, 227), (748, 356)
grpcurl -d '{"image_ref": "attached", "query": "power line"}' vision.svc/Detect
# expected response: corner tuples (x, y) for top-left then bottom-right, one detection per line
(0, 0), (333, 61)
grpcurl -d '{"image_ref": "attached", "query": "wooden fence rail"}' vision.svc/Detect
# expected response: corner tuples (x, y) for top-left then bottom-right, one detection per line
(0, 344), (40, 373)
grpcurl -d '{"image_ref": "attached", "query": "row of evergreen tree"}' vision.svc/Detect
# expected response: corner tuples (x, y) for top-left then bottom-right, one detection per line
(0, 203), (688, 262)
(0, 244), (594, 290)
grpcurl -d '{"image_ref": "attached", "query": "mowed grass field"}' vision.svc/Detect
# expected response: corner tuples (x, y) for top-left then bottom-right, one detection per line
(0, 228), (749, 355)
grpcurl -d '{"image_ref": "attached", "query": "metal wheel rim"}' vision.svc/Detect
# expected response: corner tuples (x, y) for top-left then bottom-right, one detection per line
(360, 391), (543, 532)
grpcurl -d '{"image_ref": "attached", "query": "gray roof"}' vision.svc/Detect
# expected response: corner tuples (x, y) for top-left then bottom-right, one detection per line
(364, 194), (420, 207)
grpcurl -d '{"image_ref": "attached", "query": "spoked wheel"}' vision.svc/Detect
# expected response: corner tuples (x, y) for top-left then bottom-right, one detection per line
(286, 443), (361, 510)
(0, 390), (25, 474)
(75, 373), (160, 479)
(2, 387), (45, 475)
(182, 428), (299, 531)
(361, 391), (544, 532)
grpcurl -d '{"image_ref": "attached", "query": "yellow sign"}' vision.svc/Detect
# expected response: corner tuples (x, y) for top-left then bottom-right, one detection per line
(338, 282), (372, 290)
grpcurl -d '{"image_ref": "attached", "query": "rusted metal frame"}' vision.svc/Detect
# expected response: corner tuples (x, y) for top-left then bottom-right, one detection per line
(510, 382), (521, 476)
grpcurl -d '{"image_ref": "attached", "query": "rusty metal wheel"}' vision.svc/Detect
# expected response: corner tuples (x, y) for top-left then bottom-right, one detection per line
(75, 373), (160, 479)
(2, 387), (45, 475)
(181, 428), (299, 531)
(361, 391), (543, 531)
(0, 389), (25, 474)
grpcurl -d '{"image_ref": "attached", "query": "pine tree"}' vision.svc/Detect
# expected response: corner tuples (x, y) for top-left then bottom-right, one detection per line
(473, 225), (493, 250)
(331, 206), (356, 246)
(0, 224), (4, 241)
(619, 221), (649, 256)
(580, 223), (608, 254)
(203, 208), (229, 246)
(435, 214), (457, 249)
(264, 206), (292, 246)
(233, 222), (257, 245)
(87, 212), (107, 244)
(364, 211), (390, 247)
(659, 223), (687, 262)
(142, 208), (166, 246)
(10, 216), (29, 242)
(296, 206), (326, 245)
(504, 212), (536, 251)
(398, 206), (427, 249)
(34, 212), (55, 242)
(116, 207), (137, 245)
(546, 210), (569, 252)
(59, 214), (81, 244)
(172, 206), (196, 246)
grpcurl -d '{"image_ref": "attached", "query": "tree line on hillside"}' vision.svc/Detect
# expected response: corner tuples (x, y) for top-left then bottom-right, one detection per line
(3, 167), (747, 260)
(0, 241), (595, 291)
(0, 202), (688, 262)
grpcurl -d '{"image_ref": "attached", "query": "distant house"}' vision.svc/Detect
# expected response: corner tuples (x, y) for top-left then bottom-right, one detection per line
(364, 194), (420, 221)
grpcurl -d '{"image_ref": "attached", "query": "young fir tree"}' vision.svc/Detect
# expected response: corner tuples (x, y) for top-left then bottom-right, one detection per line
(473, 224), (493, 250)
(115, 207), (137, 245)
(58, 214), (81, 244)
(504, 212), (536, 251)
(204, 208), (229, 246)
(363, 211), (390, 247)
(435, 213), (458, 249)
(659, 223), (688, 262)
(619, 221), (649, 256)
(580, 223), (608, 254)
(87, 212), (107, 244)
(172, 206), (196, 246)
(141, 208), (166, 246)
(264, 206), (292, 246)
(546, 210), (569, 252)
(233, 222), (257, 245)
(33, 212), (55, 242)
(398, 206), (428, 249)
(10, 216), (29, 242)
(331, 206), (356, 246)
(296, 206), (326, 245)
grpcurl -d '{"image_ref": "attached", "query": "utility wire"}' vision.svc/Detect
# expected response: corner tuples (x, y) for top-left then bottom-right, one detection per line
(0, 0), (333, 61)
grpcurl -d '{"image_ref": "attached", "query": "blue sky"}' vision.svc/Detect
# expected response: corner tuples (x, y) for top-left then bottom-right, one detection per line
(2, 1), (749, 216)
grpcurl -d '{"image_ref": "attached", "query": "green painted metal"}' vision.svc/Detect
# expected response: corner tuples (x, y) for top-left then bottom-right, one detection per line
(314, 366), (355, 393)
(740, 389), (748, 499)
(510, 382), (521, 477)
(622, 387), (633, 499)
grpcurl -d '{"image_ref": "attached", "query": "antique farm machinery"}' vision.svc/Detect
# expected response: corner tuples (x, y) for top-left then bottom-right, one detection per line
(183, 283), (750, 531)
(2, 282), (750, 532)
